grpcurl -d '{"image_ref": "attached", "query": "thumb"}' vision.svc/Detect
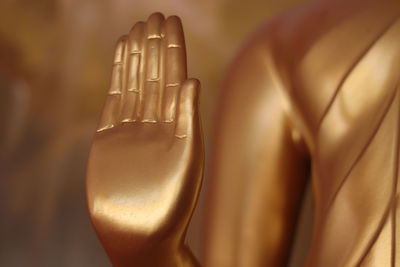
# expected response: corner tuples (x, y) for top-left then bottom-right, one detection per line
(175, 78), (200, 139)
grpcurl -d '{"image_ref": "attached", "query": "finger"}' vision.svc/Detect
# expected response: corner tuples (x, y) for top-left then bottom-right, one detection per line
(165, 16), (187, 84)
(141, 13), (164, 122)
(97, 36), (127, 132)
(120, 22), (145, 123)
(175, 79), (200, 139)
(162, 16), (187, 122)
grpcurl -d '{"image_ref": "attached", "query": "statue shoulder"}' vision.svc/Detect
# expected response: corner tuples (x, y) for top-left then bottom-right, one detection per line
(260, 1), (400, 134)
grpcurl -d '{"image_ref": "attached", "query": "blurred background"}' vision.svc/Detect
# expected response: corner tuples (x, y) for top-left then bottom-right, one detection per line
(0, 0), (308, 266)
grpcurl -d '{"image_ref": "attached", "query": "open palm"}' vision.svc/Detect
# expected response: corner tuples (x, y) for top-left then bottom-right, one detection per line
(86, 13), (203, 266)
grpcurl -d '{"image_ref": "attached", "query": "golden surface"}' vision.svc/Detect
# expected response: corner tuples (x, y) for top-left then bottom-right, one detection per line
(87, 14), (203, 267)
(87, 0), (400, 266)
(206, 0), (400, 266)
(0, 1), (305, 266)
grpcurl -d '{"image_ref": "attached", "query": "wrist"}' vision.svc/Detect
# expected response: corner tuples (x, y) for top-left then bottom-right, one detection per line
(107, 241), (199, 267)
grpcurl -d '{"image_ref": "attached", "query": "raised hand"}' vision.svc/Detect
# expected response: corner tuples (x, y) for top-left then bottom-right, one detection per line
(86, 13), (203, 267)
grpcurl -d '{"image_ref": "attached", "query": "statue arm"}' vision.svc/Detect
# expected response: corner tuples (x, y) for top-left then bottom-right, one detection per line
(205, 33), (310, 267)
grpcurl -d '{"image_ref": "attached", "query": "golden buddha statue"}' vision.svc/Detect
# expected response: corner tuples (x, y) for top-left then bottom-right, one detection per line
(86, 0), (400, 266)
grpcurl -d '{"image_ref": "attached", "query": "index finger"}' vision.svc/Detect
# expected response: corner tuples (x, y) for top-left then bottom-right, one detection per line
(161, 16), (187, 122)
(164, 16), (187, 86)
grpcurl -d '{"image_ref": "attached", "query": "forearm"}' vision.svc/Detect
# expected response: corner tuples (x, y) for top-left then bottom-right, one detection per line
(205, 33), (309, 266)
(206, 108), (308, 266)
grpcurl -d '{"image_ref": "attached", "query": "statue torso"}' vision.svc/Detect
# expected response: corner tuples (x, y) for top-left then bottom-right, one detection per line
(269, 1), (400, 265)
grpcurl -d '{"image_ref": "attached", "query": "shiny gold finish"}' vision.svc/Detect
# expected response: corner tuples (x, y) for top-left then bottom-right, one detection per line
(205, 0), (400, 266)
(86, 13), (202, 267)
(88, 1), (400, 266)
